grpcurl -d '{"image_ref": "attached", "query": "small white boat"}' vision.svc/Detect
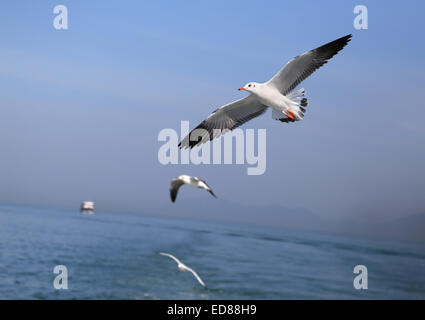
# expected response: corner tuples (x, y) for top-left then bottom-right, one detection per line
(80, 201), (95, 214)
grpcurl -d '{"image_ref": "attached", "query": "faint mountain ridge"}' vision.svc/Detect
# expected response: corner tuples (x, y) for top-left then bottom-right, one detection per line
(158, 197), (326, 232)
(157, 198), (425, 243)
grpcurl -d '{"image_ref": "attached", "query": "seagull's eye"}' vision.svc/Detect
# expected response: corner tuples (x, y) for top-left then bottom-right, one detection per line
(248, 84), (251, 87)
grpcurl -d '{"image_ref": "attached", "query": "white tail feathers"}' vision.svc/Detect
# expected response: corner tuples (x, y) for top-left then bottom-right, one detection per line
(273, 88), (309, 123)
(288, 88), (308, 119)
(287, 88), (307, 105)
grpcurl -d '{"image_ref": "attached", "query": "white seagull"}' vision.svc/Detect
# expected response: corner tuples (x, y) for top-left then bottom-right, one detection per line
(179, 34), (352, 148)
(170, 175), (216, 202)
(159, 252), (206, 287)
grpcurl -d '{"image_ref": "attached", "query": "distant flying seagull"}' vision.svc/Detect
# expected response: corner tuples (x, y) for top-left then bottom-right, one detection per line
(159, 252), (206, 287)
(169, 175), (216, 202)
(179, 34), (352, 149)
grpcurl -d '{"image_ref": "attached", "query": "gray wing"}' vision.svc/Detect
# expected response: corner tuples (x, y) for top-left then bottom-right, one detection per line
(169, 179), (185, 203)
(267, 34), (352, 95)
(178, 95), (267, 149)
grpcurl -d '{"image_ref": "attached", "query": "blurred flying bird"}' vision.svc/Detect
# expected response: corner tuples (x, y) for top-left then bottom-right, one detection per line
(159, 252), (206, 287)
(169, 175), (216, 202)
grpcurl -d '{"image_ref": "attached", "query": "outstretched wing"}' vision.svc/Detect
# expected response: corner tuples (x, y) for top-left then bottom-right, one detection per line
(159, 252), (182, 265)
(169, 179), (185, 202)
(179, 95), (267, 149)
(186, 267), (206, 287)
(195, 177), (217, 198)
(267, 34), (352, 95)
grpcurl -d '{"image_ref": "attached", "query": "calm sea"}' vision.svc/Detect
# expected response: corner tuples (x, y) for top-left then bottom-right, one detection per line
(0, 204), (424, 299)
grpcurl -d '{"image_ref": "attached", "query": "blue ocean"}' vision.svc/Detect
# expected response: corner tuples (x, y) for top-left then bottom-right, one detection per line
(0, 203), (424, 299)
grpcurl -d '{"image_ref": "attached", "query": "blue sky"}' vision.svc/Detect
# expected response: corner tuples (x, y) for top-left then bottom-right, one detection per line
(1, 1), (425, 230)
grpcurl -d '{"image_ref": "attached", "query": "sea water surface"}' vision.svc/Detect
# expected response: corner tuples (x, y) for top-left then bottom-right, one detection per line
(0, 204), (424, 299)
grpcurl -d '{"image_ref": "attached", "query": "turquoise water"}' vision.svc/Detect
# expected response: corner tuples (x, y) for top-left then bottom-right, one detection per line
(0, 204), (424, 299)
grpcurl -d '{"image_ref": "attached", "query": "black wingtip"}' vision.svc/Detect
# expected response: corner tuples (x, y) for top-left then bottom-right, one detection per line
(338, 34), (352, 47)
(178, 143), (188, 150)
(170, 192), (177, 203)
(346, 34), (353, 43)
(327, 34), (352, 49)
(178, 138), (202, 150)
(279, 117), (296, 123)
(312, 33), (353, 64)
(208, 190), (217, 198)
(339, 34), (352, 42)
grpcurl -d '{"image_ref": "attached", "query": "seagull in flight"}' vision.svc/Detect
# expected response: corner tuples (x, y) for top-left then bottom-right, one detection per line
(159, 252), (206, 287)
(179, 34), (352, 149)
(169, 175), (216, 202)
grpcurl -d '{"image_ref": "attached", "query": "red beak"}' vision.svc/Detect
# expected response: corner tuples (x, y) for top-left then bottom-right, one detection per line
(238, 88), (246, 91)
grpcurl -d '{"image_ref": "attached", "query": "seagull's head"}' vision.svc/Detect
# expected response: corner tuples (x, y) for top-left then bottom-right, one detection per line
(238, 82), (260, 93)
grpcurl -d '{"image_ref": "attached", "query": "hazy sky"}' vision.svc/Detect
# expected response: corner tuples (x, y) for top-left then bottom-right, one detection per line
(1, 1), (424, 227)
